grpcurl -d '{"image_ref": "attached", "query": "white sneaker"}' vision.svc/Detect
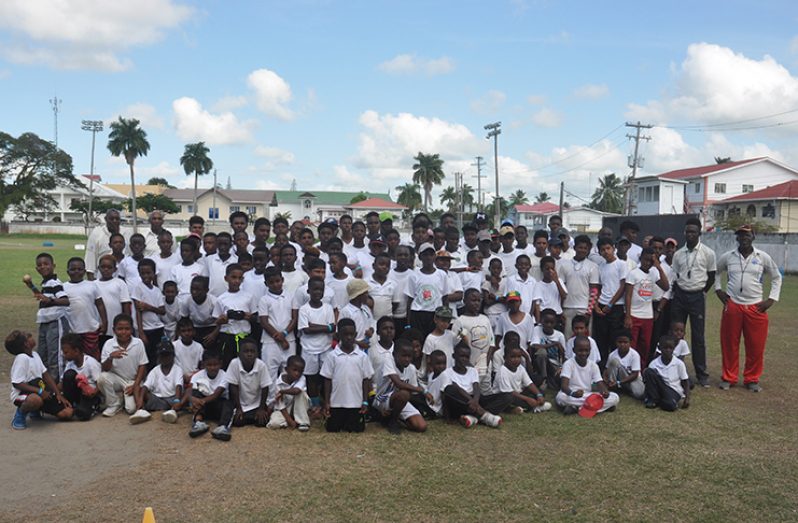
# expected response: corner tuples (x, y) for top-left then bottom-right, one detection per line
(533, 402), (552, 413)
(460, 414), (479, 428)
(161, 409), (178, 424)
(480, 412), (503, 428)
(102, 406), (121, 417)
(129, 409), (152, 425)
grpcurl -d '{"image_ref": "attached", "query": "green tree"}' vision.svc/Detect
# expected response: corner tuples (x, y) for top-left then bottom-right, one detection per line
(534, 191), (551, 203)
(179, 142), (213, 217)
(274, 211), (292, 221)
(487, 196), (509, 225)
(462, 184), (475, 210)
(107, 117), (150, 233)
(395, 183), (422, 214)
(589, 173), (625, 214)
(126, 193), (180, 214)
(350, 191), (368, 204)
(0, 131), (78, 221)
(439, 186), (457, 212)
(412, 152), (445, 211)
(69, 198), (119, 226)
(147, 177), (175, 188)
(509, 189), (529, 206)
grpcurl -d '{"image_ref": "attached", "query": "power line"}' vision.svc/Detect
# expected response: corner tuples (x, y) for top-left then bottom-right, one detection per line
(663, 106), (798, 130)
(659, 119), (798, 133)
(533, 135), (630, 178)
(527, 123), (625, 172)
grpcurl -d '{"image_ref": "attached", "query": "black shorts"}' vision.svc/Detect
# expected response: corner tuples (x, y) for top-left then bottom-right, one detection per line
(13, 379), (67, 415)
(326, 408), (365, 433)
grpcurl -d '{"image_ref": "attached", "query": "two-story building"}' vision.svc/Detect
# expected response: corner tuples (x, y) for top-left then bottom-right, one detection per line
(711, 180), (798, 233)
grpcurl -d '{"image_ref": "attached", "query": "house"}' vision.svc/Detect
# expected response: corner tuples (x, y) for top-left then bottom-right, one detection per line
(509, 202), (561, 229)
(508, 202), (616, 233)
(711, 180), (798, 233)
(638, 157), (798, 229)
(163, 188), (276, 223)
(344, 197), (408, 224)
(271, 191), (392, 223)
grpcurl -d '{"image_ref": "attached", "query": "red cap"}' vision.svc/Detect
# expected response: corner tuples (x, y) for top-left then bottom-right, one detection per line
(578, 393), (605, 418)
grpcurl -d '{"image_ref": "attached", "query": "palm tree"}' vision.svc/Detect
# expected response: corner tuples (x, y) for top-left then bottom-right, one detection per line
(412, 152), (445, 211)
(395, 183), (422, 213)
(350, 191), (368, 204)
(439, 186), (457, 212)
(487, 197), (510, 225)
(534, 191), (551, 203)
(462, 184), (475, 211)
(179, 142), (214, 217)
(589, 173), (625, 214)
(107, 117), (150, 233)
(509, 189), (529, 206)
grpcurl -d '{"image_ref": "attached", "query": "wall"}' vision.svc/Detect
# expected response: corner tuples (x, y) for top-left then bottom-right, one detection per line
(701, 231), (798, 273)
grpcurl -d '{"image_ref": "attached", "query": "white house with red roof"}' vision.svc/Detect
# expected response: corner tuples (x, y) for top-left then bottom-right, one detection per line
(711, 180), (798, 233)
(344, 197), (407, 223)
(633, 157), (798, 229)
(509, 202), (616, 232)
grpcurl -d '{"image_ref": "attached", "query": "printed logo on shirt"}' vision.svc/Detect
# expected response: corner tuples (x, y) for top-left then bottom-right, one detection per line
(417, 284), (440, 306)
(637, 279), (654, 301)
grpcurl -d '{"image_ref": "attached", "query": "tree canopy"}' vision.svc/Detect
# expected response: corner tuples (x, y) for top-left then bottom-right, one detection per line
(125, 193), (180, 214)
(412, 152), (445, 211)
(108, 117), (149, 232)
(589, 173), (625, 214)
(147, 177), (175, 188)
(180, 142), (213, 216)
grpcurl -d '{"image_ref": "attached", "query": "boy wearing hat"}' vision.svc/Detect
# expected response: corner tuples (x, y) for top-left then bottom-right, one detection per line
(423, 306), (458, 370)
(435, 249), (464, 318)
(339, 279), (375, 352)
(405, 243), (448, 337)
(497, 225), (521, 277)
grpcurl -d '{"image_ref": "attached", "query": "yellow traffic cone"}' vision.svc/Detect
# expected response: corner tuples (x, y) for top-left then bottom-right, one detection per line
(142, 507), (156, 523)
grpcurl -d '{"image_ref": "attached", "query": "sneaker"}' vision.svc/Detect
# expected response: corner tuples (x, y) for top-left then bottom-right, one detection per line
(129, 409), (152, 425)
(459, 414), (478, 428)
(511, 406), (525, 415)
(698, 376), (710, 388)
(562, 405), (578, 415)
(533, 401), (552, 413)
(12, 408), (27, 430)
(189, 420), (209, 438)
(644, 399), (658, 409)
(29, 410), (43, 420)
(386, 419), (402, 435)
(479, 412), (503, 428)
(211, 425), (231, 441)
(719, 381), (732, 390)
(161, 409), (178, 424)
(102, 406), (121, 417)
(747, 382), (762, 393)
(297, 424), (310, 432)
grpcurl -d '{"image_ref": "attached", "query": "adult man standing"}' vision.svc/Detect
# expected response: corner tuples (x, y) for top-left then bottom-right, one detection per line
(670, 217), (716, 387)
(715, 225), (782, 392)
(143, 210), (171, 257)
(85, 209), (125, 280)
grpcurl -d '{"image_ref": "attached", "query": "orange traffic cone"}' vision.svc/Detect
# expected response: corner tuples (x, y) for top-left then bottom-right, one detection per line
(142, 507), (156, 523)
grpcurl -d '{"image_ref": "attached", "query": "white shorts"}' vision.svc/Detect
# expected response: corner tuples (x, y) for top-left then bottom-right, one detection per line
(373, 394), (421, 421)
(303, 349), (331, 376)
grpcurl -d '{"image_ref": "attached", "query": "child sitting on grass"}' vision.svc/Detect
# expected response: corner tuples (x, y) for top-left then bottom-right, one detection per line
(556, 335), (619, 415)
(643, 335), (690, 411)
(530, 308), (567, 390)
(491, 333), (550, 414)
(129, 341), (186, 425)
(424, 350), (449, 418)
(372, 339), (428, 434)
(174, 318), (203, 383)
(564, 315), (601, 363)
(98, 314), (148, 417)
(187, 350), (233, 439)
(267, 355), (311, 432)
(60, 333), (101, 421)
(442, 343), (510, 428)
(6, 330), (73, 430)
(225, 338), (272, 438)
(603, 330), (644, 400)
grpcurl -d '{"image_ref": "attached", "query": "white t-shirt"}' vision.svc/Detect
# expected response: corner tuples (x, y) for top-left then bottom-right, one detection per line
(153, 252), (181, 290)
(426, 371), (448, 414)
(320, 347), (374, 408)
(459, 270), (484, 293)
(143, 364), (183, 399)
(226, 357), (271, 412)
(560, 357), (603, 393)
(422, 330), (457, 368)
(495, 312), (535, 349)
(339, 303), (375, 343)
(530, 325), (566, 351)
(170, 262), (206, 299)
(190, 368), (228, 398)
(343, 242), (370, 264)
(442, 270), (464, 316)
(505, 273), (538, 315)
(292, 282), (335, 310)
(180, 294), (217, 329)
(652, 260), (674, 302)
(374, 357), (418, 405)
(259, 291), (297, 343)
(655, 339), (691, 358)
(565, 336), (601, 363)
(64, 280), (102, 334)
(130, 281), (165, 331)
(648, 355), (688, 397)
(442, 366), (478, 394)
(388, 269), (412, 318)
(452, 314), (494, 372)
(95, 277), (131, 336)
(498, 248), (521, 277)
(405, 269), (448, 312)
(598, 258), (629, 305)
(117, 256), (145, 289)
(162, 298), (181, 337)
(213, 290), (257, 335)
(607, 348), (642, 374)
(369, 342), (394, 388)
(325, 274), (354, 311)
(533, 279), (567, 314)
(356, 251), (377, 280)
(9, 352), (47, 403)
(241, 269), (268, 304)
(271, 374), (307, 410)
(559, 257), (600, 310)
(297, 302), (335, 354)
(281, 269), (308, 297)
(367, 275), (396, 321)
(174, 338), (203, 375)
(626, 267), (660, 319)
(100, 337), (149, 381)
(492, 364), (533, 394)
(63, 354), (102, 388)
(482, 277), (508, 316)
(204, 253), (238, 297)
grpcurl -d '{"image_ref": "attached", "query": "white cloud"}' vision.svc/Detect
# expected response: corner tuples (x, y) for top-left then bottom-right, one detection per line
(378, 54), (455, 76)
(109, 103), (164, 129)
(254, 146), (295, 165)
(531, 107), (563, 128)
(212, 95), (248, 113)
(247, 69), (294, 121)
(527, 94), (546, 105)
(172, 97), (255, 145)
(333, 165), (364, 185)
(0, 0), (194, 71)
(253, 179), (283, 190)
(573, 83), (609, 99)
(470, 90), (506, 115)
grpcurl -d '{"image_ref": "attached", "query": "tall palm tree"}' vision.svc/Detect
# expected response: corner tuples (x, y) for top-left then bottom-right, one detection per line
(395, 183), (422, 213)
(107, 117), (150, 233)
(439, 186), (457, 212)
(589, 173), (625, 214)
(462, 184), (475, 211)
(534, 191), (551, 203)
(509, 189), (529, 206)
(179, 142), (214, 216)
(412, 152), (445, 211)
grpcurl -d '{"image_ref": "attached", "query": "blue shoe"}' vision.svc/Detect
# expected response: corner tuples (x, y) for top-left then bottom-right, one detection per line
(12, 408), (27, 430)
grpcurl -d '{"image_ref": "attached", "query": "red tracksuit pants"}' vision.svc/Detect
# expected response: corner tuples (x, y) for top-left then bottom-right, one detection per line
(720, 300), (769, 384)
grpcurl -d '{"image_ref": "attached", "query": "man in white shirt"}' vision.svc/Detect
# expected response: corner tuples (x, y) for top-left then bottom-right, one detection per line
(85, 209), (127, 280)
(715, 225), (782, 392)
(143, 210), (173, 257)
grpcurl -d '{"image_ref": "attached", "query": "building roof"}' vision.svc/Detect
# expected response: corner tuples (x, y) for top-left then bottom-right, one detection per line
(104, 183), (167, 197)
(163, 188), (275, 203)
(276, 190), (392, 205)
(346, 197), (407, 210)
(722, 180), (798, 203)
(656, 158), (764, 180)
(513, 202), (560, 214)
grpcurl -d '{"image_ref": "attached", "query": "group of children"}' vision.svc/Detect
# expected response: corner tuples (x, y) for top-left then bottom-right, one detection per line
(8, 212), (692, 437)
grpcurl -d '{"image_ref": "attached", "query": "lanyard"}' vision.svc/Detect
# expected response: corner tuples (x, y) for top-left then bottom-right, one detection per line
(736, 251), (755, 293)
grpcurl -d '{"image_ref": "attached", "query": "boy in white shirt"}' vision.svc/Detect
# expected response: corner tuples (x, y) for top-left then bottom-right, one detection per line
(152, 230), (180, 290)
(388, 246), (414, 332)
(434, 250), (464, 318)
(603, 331), (645, 400)
(209, 264), (258, 369)
(422, 307), (458, 370)
(367, 253), (396, 321)
(95, 254), (132, 348)
(117, 233), (147, 290)
(130, 258), (166, 369)
(174, 318), (203, 382)
(298, 277), (336, 415)
(624, 247), (669, 367)
(60, 333), (102, 421)
(559, 235), (600, 339)
(370, 317), (396, 388)
(339, 279), (375, 352)
(452, 288), (495, 393)
(492, 340), (550, 414)
(530, 309), (567, 390)
(321, 319), (374, 433)
(279, 244), (308, 296)
(424, 350), (449, 418)
(180, 276), (217, 347)
(372, 339), (428, 434)
(565, 315), (601, 363)
(222, 339), (272, 439)
(593, 237), (629, 364)
(505, 254), (537, 316)
(161, 281), (181, 340)
(31, 252), (70, 381)
(187, 349), (233, 439)
(64, 257), (108, 363)
(643, 335), (691, 411)
(441, 343), (508, 428)
(259, 267), (299, 387)
(405, 243), (448, 337)
(481, 257), (507, 331)
(267, 355), (311, 431)
(556, 336), (619, 415)
(204, 232), (238, 297)
(170, 238), (207, 300)
(98, 314), (148, 417)
(129, 342), (186, 424)
(326, 253), (355, 311)
(532, 256), (568, 324)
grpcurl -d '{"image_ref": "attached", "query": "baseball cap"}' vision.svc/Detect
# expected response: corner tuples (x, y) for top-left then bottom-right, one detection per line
(475, 212), (487, 222)
(347, 279), (371, 300)
(615, 236), (631, 245)
(557, 228), (570, 238)
(435, 250), (453, 259)
(499, 225), (515, 236)
(665, 237), (678, 246)
(369, 236), (386, 245)
(477, 230), (492, 242)
(434, 306), (453, 320)
(490, 229), (499, 238)
(578, 393), (605, 419)
(323, 217), (338, 227)
(379, 211), (394, 222)
(417, 242), (435, 254)
(158, 342), (175, 355)
(548, 237), (563, 247)
(505, 290), (522, 302)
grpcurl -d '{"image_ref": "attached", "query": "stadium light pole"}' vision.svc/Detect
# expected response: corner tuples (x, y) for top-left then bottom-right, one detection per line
(485, 122), (502, 226)
(81, 120), (104, 233)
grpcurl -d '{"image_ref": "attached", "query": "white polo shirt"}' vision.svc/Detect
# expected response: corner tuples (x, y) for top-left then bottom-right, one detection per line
(95, 277), (131, 336)
(226, 357), (271, 412)
(533, 278), (567, 314)
(174, 339), (204, 374)
(491, 364), (533, 394)
(100, 336), (148, 381)
(442, 366), (478, 393)
(648, 355), (688, 397)
(190, 368), (228, 399)
(259, 290), (296, 343)
(271, 374), (307, 410)
(367, 275), (396, 321)
(297, 302), (335, 355)
(715, 247), (782, 305)
(153, 252), (181, 290)
(213, 290), (257, 335)
(607, 348), (642, 374)
(204, 253), (238, 297)
(180, 294), (217, 329)
(671, 241), (716, 292)
(143, 364), (183, 398)
(320, 347), (374, 408)
(505, 273), (538, 315)
(170, 262), (207, 299)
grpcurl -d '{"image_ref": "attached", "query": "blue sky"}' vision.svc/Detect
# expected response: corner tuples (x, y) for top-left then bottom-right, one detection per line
(2, 0), (798, 205)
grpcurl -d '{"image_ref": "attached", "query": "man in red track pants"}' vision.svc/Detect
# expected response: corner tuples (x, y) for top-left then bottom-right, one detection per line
(715, 225), (782, 392)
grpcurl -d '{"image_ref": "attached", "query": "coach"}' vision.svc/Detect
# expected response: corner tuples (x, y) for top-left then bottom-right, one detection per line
(715, 225), (782, 392)
(85, 208), (126, 280)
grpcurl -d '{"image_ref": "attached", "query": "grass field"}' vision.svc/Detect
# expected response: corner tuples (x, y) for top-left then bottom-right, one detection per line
(0, 236), (796, 522)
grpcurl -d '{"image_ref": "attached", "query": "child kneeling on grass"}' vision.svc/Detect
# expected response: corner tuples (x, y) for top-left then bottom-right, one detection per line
(491, 333), (551, 414)
(224, 338), (272, 439)
(267, 355), (311, 432)
(372, 339), (428, 434)
(556, 335), (619, 415)
(129, 341), (186, 425)
(187, 350), (233, 439)
(60, 333), (101, 421)
(603, 330), (645, 400)
(6, 330), (73, 429)
(442, 343), (510, 428)
(643, 335), (690, 411)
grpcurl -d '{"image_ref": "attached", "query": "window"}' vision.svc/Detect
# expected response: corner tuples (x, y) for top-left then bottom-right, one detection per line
(229, 205), (240, 213)
(177, 204), (183, 213)
(304, 199), (312, 209)
(742, 184), (754, 193)
(746, 205), (756, 217)
(645, 187), (653, 201)
(653, 186), (660, 200)
(208, 207), (219, 219)
(714, 183), (726, 194)
(728, 207), (741, 217)
(715, 209), (725, 220)
(694, 182), (701, 194)
(187, 204), (194, 213)
(638, 188), (645, 202)
(762, 204), (775, 219)
(246, 205), (257, 215)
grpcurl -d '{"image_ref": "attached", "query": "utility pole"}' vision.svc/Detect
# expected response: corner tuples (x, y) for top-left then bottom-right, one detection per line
(453, 172), (464, 229)
(471, 156), (486, 210)
(485, 122), (502, 226)
(625, 121), (652, 215)
(81, 120), (104, 233)
(49, 96), (62, 222)
(212, 169), (218, 224)
(559, 181), (565, 219)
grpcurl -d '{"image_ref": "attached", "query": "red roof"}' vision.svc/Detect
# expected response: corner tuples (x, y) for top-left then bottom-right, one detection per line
(722, 180), (798, 202)
(514, 202), (560, 214)
(657, 158), (763, 180)
(347, 197), (406, 210)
